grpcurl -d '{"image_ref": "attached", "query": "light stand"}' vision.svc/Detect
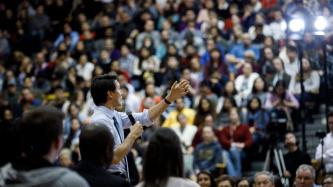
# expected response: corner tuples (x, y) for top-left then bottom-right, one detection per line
(286, 16), (307, 152)
(322, 41), (330, 133)
(296, 41), (307, 152)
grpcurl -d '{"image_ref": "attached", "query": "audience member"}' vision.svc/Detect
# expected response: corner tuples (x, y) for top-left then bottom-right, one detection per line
(136, 128), (199, 187)
(163, 97), (196, 128)
(0, 106), (89, 187)
(254, 171), (275, 187)
(295, 165), (318, 187)
(315, 112), (333, 173)
(76, 124), (130, 187)
(323, 175), (333, 187)
(193, 126), (223, 177)
(236, 178), (251, 187)
(219, 107), (253, 177)
(283, 132), (311, 185)
(216, 175), (235, 187)
(171, 113), (197, 154)
(197, 171), (217, 187)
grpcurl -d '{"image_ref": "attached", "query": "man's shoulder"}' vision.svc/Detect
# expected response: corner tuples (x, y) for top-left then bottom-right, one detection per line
(1, 165), (89, 187)
(90, 110), (110, 124)
(52, 167), (89, 187)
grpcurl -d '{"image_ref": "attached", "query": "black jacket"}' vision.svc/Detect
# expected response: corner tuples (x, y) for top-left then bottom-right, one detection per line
(75, 160), (130, 187)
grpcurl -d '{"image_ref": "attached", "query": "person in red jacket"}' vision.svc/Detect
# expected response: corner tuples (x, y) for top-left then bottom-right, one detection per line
(218, 107), (253, 177)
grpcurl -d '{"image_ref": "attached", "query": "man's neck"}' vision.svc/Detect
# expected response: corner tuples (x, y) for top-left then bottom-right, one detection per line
(103, 103), (115, 110)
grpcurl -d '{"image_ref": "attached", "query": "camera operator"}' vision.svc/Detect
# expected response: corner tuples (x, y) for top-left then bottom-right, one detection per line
(315, 112), (333, 173)
(283, 132), (311, 185)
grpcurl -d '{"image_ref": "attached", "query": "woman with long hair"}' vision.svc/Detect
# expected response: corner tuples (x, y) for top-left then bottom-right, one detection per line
(193, 97), (216, 127)
(137, 128), (199, 187)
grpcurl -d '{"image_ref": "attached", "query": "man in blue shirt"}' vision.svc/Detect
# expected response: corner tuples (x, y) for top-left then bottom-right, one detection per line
(90, 74), (189, 181)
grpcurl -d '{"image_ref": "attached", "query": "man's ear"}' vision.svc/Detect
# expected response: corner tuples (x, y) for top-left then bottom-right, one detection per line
(107, 91), (112, 99)
(54, 135), (63, 152)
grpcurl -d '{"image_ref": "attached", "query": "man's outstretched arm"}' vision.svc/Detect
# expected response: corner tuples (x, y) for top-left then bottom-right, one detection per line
(148, 80), (190, 121)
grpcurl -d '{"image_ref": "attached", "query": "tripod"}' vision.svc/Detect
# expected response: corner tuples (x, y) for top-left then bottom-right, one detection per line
(263, 145), (289, 187)
(263, 120), (289, 187)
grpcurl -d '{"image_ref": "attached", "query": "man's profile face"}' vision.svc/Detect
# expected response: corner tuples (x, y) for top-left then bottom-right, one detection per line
(110, 81), (123, 107)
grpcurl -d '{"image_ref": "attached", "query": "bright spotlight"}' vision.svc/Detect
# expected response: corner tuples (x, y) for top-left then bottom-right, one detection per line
(314, 16), (328, 35)
(289, 18), (305, 33)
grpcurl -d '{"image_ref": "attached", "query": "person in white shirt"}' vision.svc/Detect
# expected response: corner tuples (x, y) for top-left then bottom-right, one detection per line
(76, 54), (95, 81)
(235, 63), (259, 102)
(315, 112), (333, 173)
(171, 113), (197, 153)
(279, 45), (299, 78)
(289, 58), (320, 96)
(269, 10), (286, 41)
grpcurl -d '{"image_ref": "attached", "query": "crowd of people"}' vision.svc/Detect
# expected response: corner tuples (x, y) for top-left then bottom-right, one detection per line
(1, 0), (333, 186)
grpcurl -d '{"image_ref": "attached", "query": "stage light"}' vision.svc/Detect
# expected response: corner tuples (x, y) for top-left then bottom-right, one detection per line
(314, 16), (328, 35)
(288, 18), (305, 33)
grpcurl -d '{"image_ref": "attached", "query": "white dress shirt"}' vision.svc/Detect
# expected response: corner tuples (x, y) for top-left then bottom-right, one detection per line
(315, 132), (333, 172)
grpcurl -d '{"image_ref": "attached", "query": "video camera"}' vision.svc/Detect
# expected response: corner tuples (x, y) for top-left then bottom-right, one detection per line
(315, 130), (327, 139)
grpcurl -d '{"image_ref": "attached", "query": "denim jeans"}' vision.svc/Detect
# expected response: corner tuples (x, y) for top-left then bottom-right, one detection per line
(223, 147), (245, 177)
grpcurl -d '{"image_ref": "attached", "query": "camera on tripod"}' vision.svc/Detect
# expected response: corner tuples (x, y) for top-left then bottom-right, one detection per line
(315, 130), (326, 139)
(267, 109), (289, 143)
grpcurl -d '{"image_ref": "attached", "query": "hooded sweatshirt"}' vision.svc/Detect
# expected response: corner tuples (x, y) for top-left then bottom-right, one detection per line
(0, 163), (89, 187)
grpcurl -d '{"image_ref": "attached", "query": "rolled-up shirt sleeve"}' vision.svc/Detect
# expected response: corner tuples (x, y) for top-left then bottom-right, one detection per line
(119, 109), (153, 129)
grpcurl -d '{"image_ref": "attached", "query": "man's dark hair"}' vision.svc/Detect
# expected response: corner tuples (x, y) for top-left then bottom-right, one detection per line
(20, 106), (64, 158)
(79, 124), (115, 168)
(142, 128), (184, 187)
(90, 74), (117, 106)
